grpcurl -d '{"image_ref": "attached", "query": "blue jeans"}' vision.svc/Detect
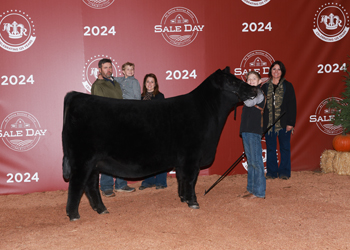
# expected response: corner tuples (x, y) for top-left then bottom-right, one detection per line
(141, 172), (167, 187)
(265, 126), (291, 178)
(242, 132), (266, 198)
(100, 174), (127, 191)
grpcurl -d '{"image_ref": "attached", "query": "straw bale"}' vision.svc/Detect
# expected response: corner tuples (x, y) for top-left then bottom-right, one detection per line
(320, 150), (337, 173)
(333, 151), (350, 175)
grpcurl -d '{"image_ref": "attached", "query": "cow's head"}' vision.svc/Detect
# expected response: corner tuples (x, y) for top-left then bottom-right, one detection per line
(219, 67), (258, 102)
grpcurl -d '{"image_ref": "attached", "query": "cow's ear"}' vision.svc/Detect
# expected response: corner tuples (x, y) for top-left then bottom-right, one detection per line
(223, 66), (230, 73)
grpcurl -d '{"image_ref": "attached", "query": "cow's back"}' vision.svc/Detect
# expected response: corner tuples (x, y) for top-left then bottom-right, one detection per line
(62, 92), (204, 169)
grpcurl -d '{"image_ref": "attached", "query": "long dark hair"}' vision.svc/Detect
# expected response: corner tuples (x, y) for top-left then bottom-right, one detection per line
(268, 61), (286, 79)
(141, 73), (160, 97)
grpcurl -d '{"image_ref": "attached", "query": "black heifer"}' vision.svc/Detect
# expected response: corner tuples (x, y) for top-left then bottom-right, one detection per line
(62, 67), (257, 221)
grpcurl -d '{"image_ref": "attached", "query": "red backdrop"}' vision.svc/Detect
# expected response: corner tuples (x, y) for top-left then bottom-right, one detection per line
(1, 0), (349, 194)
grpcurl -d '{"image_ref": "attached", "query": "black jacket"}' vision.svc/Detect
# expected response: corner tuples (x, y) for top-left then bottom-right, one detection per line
(261, 80), (297, 132)
(240, 93), (265, 135)
(141, 92), (165, 101)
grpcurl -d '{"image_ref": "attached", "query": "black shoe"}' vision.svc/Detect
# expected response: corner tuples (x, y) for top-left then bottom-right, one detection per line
(102, 190), (115, 197)
(115, 185), (135, 192)
(265, 175), (276, 179)
(156, 185), (166, 189)
(279, 175), (290, 180)
(139, 185), (154, 190)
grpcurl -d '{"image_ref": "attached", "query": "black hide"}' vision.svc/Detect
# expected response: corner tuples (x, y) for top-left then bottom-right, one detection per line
(62, 67), (257, 221)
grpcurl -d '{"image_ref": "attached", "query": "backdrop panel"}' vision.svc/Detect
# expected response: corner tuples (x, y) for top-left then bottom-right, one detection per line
(0, 0), (349, 194)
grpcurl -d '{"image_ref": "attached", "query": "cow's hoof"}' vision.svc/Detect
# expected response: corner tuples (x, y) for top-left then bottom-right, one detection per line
(69, 215), (80, 221)
(188, 204), (200, 209)
(186, 200), (200, 209)
(99, 209), (109, 214)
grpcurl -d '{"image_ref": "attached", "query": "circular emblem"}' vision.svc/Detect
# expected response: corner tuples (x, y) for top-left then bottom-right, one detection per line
(0, 10), (36, 52)
(155, 7), (204, 47)
(237, 50), (275, 84)
(82, 55), (121, 92)
(241, 0), (270, 7)
(82, 0), (115, 9)
(1, 112), (46, 152)
(313, 3), (349, 42)
(312, 97), (343, 135)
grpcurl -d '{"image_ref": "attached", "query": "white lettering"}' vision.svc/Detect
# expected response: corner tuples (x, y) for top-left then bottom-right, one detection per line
(154, 25), (162, 33)
(309, 115), (316, 123)
(184, 24), (192, 32)
(26, 129), (34, 136)
(197, 25), (205, 31)
(263, 67), (270, 74)
(26, 129), (46, 136)
(309, 115), (335, 123)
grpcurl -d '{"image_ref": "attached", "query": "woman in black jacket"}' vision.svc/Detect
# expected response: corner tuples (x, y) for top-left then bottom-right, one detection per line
(261, 61), (297, 180)
(139, 73), (167, 190)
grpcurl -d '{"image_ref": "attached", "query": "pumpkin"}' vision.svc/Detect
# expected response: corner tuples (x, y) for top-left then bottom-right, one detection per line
(332, 134), (350, 152)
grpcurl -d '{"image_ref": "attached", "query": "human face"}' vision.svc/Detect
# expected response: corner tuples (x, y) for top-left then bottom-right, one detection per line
(99, 62), (113, 79)
(123, 65), (134, 78)
(271, 64), (282, 81)
(247, 73), (262, 86)
(145, 77), (155, 92)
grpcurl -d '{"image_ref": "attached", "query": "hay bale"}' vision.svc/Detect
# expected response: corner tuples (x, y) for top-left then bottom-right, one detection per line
(333, 151), (350, 175)
(320, 150), (337, 173)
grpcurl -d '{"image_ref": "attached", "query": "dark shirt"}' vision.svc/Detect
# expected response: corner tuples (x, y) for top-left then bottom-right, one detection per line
(261, 80), (297, 131)
(141, 92), (165, 100)
(240, 95), (265, 135)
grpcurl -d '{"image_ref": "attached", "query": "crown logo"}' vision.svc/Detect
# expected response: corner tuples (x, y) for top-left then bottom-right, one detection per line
(90, 67), (99, 79)
(3, 21), (28, 39)
(320, 13), (342, 30)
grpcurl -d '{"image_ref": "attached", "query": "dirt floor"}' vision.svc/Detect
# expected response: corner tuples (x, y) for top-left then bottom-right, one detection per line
(1, 171), (350, 250)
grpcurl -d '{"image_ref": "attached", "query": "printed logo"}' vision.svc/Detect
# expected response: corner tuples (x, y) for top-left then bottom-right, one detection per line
(309, 97), (343, 135)
(82, 55), (121, 92)
(313, 3), (349, 42)
(0, 10), (36, 52)
(241, 0), (270, 7)
(82, 0), (114, 9)
(234, 50), (275, 84)
(242, 139), (269, 173)
(154, 7), (204, 47)
(0, 112), (47, 152)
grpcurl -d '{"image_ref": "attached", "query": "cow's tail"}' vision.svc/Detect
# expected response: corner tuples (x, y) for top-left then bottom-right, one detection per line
(62, 156), (70, 182)
(62, 92), (74, 182)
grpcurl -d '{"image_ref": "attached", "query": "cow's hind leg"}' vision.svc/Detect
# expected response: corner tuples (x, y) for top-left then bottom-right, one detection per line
(66, 174), (86, 221)
(176, 166), (200, 209)
(66, 160), (95, 221)
(84, 169), (108, 215)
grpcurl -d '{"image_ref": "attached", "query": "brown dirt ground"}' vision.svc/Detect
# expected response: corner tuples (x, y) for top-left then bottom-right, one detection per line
(1, 171), (350, 250)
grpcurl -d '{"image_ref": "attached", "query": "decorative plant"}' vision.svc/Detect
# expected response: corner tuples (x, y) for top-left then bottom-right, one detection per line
(327, 58), (350, 151)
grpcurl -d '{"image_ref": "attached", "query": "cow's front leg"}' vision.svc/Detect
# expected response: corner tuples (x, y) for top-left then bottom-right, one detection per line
(176, 166), (200, 209)
(84, 170), (108, 215)
(186, 170), (200, 209)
